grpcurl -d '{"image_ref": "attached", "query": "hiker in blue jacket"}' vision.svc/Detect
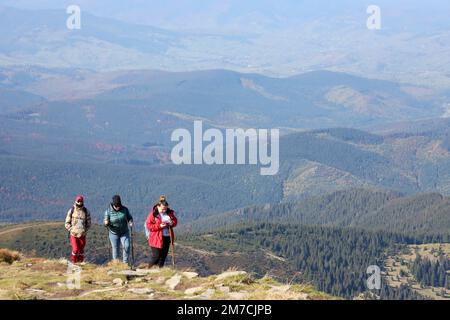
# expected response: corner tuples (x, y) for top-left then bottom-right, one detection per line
(104, 195), (133, 264)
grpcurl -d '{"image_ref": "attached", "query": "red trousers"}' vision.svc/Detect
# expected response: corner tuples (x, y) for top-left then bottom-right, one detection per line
(70, 235), (86, 263)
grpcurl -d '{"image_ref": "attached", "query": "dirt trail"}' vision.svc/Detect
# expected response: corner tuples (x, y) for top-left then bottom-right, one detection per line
(0, 222), (62, 237)
(177, 243), (217, 256)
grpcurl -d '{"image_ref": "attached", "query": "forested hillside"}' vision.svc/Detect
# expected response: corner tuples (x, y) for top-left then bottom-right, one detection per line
(180, 223), (449, 299)
(0, 155), (282, 223)
(383, 243), (450, 299)
(183, 189), (450, 235)
(2, 119), (450, 226)
(412, 255), (449, 288)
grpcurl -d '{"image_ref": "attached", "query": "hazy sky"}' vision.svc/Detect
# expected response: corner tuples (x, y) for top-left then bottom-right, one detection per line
(1, 0), (450, 33)
(1, 0), (450, 86)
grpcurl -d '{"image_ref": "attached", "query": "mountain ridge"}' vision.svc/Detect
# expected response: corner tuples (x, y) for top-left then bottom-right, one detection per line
(183, 189), (450, 235)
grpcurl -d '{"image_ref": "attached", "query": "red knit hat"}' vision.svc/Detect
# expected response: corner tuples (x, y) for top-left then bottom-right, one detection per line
(75, 195), (84, 203)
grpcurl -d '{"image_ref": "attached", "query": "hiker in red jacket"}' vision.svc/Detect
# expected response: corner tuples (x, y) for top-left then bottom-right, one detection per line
(145, 195), (178, 268)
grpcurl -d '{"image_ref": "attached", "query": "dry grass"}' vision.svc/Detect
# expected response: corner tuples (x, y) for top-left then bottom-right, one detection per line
(0, 251), (337, 300)
(0, 248), (21, 264)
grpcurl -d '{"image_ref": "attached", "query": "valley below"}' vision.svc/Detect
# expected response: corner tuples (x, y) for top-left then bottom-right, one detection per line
(1, 66), (450, 300)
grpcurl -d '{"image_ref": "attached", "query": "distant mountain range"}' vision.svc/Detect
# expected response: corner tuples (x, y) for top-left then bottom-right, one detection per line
(0, 67), (446, 133)
(2, 3), (450, 89)
(0, 66), (449, 230)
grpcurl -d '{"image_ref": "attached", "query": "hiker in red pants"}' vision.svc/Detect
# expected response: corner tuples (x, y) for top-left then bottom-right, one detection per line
(65, 195), (91, 264)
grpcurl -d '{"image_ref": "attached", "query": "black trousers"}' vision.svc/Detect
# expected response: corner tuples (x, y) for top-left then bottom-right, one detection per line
(149, 236), (171, 267)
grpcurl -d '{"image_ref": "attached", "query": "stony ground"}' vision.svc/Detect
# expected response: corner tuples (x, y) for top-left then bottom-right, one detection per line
(0, 250), (334, 300)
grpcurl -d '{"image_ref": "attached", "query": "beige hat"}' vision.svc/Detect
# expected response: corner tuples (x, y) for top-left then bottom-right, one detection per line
(159, 195), (169, 206)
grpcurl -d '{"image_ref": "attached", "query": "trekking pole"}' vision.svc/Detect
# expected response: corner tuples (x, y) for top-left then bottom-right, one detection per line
(105, 225), (112, 264)
(129, 224), (135, 270)
(67, 230), (72, 263)
(169, 226), (175, 268)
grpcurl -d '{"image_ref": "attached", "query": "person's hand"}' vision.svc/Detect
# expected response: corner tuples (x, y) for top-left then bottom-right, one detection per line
(129, 221), (133, 228)
(160, 223), (167, 228)
(104, 220), (109, 226)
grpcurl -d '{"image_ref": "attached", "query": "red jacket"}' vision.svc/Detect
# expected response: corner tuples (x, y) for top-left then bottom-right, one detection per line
(146, 205), (178, 249)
